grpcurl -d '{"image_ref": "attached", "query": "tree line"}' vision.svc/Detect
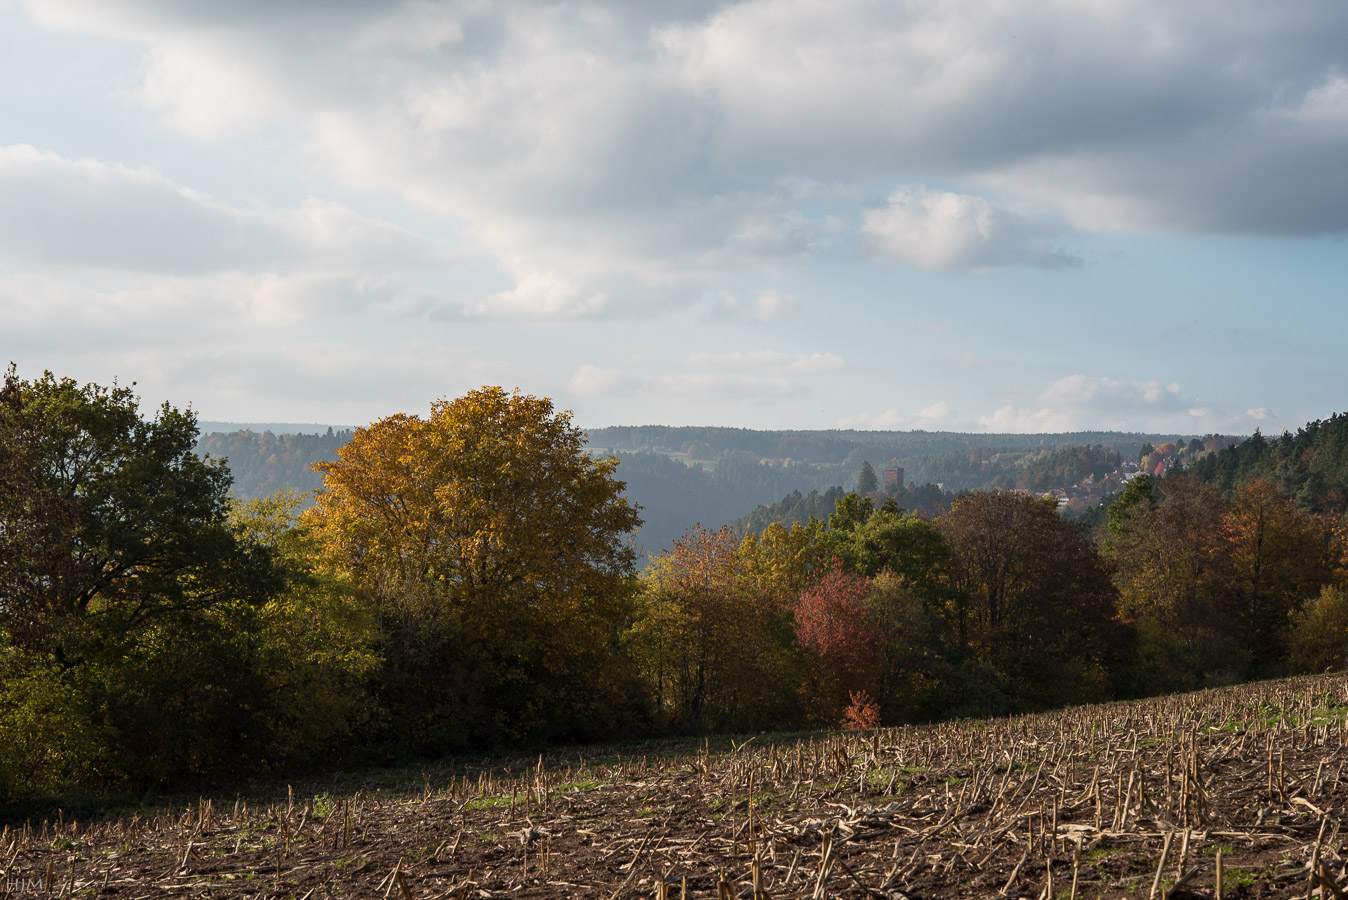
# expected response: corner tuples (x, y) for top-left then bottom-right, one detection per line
(2, 368), (1345, 804)
(194, 426), (1225, 561)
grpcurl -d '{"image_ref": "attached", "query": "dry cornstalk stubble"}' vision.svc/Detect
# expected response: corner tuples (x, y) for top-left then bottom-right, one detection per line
(3, 673), (1348, 898)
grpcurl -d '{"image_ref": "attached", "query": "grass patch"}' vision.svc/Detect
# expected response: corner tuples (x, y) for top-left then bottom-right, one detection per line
(552, 779), (598, 794)
(1083, 846), (1124, 867)
(460, 796), (511, 811)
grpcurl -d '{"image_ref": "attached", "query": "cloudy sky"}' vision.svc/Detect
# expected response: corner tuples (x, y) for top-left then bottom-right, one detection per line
(3, 0), (1346, 434)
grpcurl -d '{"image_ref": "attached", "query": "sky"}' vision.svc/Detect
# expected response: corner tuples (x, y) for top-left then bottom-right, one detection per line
(2, 0), (1346, 435)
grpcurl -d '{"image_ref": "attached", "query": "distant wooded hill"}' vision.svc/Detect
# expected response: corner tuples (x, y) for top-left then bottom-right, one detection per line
(197, 421), (355, 435)
(199, 423), (1219, 563)
(1182, 413), (1348, 517)
(195, 429), (351, 502)
(195, 414), (1348, 563)
(586, 425), (1187, 467)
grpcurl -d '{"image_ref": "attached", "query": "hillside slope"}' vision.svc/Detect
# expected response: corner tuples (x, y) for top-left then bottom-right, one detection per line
(7, 673), (1345, 897)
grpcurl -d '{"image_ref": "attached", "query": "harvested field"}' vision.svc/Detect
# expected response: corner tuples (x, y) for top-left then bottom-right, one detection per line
(4, 674), (1348, 898)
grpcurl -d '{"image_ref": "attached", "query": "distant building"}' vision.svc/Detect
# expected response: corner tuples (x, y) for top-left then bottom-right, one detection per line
(883, 466), (904, 493)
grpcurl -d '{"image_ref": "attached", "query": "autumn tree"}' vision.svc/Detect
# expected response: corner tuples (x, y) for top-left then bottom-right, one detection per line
(938, 491), (1119, 710)
(794, 559), (882, 721)
(1105, 475), (1242, 691)
(306, 387), (642, 748)
(737, 521), (820, 607)
(1219, 479), (1333, 671)
(1288, 586), (1348, 673)
(630, 526), (802, 732)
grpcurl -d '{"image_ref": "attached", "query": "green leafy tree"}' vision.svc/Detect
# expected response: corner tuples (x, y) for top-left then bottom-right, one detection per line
(827, 491), (874, 532)
(1288, 586), (1348, 673)
(828, 507), (949, 590)
(0, 367), (342, 797)
(864, 572), (951, 722)
(0, 366), (275, 664)
(1106, 474), (1155, 541)
(225, 492), (380, 759)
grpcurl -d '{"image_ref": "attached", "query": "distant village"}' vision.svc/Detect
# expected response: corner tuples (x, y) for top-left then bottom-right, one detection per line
(846, 439), (1238, 517)
(1027, 459), (1144, 514)
(1011, 438), (1233, 515)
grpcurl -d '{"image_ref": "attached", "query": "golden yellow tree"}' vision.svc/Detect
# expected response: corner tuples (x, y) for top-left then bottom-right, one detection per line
(737, 521), (819, 607)
(306, 387), (641, 747)
(631, 525), (805, 732)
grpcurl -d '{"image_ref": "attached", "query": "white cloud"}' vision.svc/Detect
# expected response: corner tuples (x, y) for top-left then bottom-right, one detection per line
(750, 290), (807, 320)
(1278, 74), (1348, 130)
(569, 345), (843, 406)
(0, 145), (437, 276)
(0, 144), (448, 336)
(707, 289), (809, 322)
(841, 401), (959, 431)
(683, 350), (844, 373)
(569, 365), (633, 396)
(978, 375), (1272, 433)
(351, 2), (466, 54)
(862, 186), (1076, 270)
(18, 0), (1348, 322)
(467, 273), (610, 321)
(5, 0), (1347, 436)
(568, 365), (800, 404)
(128, 40), (285, 139)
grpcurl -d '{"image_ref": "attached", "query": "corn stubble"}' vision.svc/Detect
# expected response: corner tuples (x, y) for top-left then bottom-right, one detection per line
(4, 674), (1348, 898)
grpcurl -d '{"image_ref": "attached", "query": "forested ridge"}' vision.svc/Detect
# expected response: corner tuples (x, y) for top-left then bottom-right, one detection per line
(587, 425), (1184, 462)
(1184, 413), (1348, 516)
(194, 429), (351, 502)
(4, 367), (1347, 807)
(197, 424), (1210, 556)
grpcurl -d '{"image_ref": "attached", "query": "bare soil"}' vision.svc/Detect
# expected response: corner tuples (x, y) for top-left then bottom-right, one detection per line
(4, 674), (1348, 898)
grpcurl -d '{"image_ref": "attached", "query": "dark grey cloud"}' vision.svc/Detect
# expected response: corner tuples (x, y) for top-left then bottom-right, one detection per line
(987, 97), (1348, 234)
(17, 0), (1348, 297)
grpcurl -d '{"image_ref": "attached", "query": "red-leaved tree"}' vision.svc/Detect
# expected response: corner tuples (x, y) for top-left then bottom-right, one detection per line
(794, 559), (883, 720)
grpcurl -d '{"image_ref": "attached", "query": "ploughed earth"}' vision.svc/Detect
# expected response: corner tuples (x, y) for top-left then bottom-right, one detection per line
(5, 674), (1348, 898)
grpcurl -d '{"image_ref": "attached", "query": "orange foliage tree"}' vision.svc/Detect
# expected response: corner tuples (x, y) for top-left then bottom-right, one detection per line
(306, 387), (641, 748)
